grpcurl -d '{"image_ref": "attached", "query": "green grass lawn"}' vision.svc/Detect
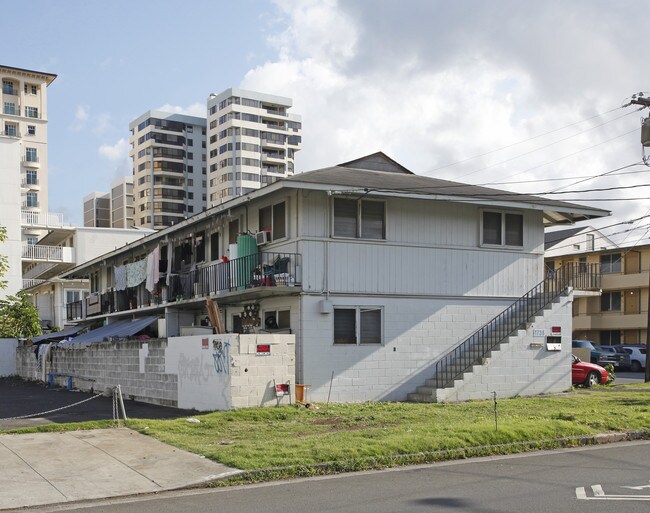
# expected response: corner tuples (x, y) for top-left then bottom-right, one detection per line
(6, 385), (650, 482)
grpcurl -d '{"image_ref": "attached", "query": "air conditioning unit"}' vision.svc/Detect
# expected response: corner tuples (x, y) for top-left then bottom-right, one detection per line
(255, 231), (270, 245)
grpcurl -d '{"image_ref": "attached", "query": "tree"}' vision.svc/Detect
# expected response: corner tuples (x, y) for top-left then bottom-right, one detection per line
(0, 226), (8, 290)
(0, 292), (42, 339)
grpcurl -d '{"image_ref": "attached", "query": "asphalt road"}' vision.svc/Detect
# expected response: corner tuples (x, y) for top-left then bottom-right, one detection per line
(20, 441), (650, 513)
(615, 370), (647, 384)
(0, 377), (192, 429)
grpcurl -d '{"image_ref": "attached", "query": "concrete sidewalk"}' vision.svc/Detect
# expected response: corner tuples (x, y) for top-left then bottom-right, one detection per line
(0, 428), (240, 510)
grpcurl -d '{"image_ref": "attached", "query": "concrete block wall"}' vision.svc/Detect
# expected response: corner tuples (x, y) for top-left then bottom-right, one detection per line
(15, 333), (296, 411)
(433, 292), (573, 402)
(231, 334), (295, 408)
(300, 295), (512, 403)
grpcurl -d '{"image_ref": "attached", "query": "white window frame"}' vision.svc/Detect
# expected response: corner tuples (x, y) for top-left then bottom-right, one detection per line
(333, 306), (383, 345)
(262, 308), (291, 330)
(480, 209), (524, 248)
(332, 197), (386, 240)
(258, 200), (287, 242)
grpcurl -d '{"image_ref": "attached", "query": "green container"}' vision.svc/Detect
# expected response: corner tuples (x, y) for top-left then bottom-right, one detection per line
(236, 234), (258, 288)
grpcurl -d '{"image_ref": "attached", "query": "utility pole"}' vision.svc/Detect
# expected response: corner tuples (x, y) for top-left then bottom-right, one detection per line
(632, 95), (650, 382)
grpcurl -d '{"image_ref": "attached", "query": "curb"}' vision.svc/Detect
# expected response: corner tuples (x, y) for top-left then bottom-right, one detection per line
(206, 430), (650, 486)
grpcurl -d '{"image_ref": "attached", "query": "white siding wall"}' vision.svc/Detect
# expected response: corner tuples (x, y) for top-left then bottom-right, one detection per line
(300, 294), (511, 402)
(296, 191), (545, 299)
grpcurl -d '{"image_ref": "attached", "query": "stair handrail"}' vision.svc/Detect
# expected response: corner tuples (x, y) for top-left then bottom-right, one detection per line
(432, 262), (599, 388)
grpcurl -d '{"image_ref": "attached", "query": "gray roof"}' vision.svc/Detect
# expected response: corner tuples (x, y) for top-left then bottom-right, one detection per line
(285, 152), (610, 223)
(544, 227), (586, 250)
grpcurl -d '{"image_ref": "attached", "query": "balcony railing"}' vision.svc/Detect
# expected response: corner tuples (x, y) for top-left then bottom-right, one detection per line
(0, 130), (20, 138)
(22, 278), (47, 289)
(22, 201), (40, 209)
(21, 210), (70, 228)
(3, 106), (18, 116)
(22, 244), (74, 263)
(67, 251), (301, 321)
(2, 86), (19, 95)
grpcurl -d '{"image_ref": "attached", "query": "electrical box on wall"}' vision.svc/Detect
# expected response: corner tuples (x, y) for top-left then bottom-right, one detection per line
(319, 299), (333, 314)
(546, 336), (561, 351)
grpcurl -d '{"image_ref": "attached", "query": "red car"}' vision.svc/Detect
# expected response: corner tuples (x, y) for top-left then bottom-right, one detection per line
(572, 354), (609, 387)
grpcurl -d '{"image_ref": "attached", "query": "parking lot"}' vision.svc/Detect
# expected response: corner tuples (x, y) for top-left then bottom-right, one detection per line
(0, 377), (191, 429)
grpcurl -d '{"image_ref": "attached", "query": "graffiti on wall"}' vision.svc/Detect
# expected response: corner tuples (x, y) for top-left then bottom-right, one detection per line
(212, 338), (231, 374)
(177, 352), (213, 385)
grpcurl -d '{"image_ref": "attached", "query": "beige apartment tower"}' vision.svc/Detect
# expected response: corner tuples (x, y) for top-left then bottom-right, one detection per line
(129, 111), (207, 229)
(206, 88), (302, 205)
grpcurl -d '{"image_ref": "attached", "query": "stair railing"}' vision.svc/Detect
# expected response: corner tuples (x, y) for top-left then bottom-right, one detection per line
(432, 262), (599, 388)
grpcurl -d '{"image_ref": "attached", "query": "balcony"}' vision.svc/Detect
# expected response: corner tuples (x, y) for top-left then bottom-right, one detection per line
(22, 278), (47, 289)
(0, 130), (20, 138)
(3, 105), (19, 116)
(573, 312), (647, 331)
(21, 210), (71, 229)
(21, 201), (39, 209)
(22, 156), (39, 168)
(601, 271), (649, 290)
(2, 85), (19, 96)
(67, 251), (302, 321)
(21, 178), (40, 189)
(22, 244), (74, 263)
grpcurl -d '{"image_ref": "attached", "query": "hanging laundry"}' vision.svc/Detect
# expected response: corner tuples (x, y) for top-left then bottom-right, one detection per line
(126, 259), (147, 288)
(145, 246), (160, 292)
(114, 265), (127, 291)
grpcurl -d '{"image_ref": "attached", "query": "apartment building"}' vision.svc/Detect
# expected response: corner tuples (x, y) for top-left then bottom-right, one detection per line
(545, 232), (648, 345)
(129, 111), (207, 229)
(206, 88), (302, 205)
(83, 191), (110, 227)
(0, 65), (57, 298)
(83, 176), (135, 229)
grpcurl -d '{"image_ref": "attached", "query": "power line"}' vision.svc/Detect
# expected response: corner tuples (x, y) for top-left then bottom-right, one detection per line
(457, 112), (641, 180)
(426, 105), (626, 174)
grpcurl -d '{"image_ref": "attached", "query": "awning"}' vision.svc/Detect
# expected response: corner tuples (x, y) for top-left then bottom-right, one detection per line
(31, 325), (86, 343)
(66, 316), (159, 344)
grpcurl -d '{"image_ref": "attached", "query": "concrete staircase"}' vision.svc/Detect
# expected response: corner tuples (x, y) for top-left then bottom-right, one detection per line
(408, 284), (572, 403)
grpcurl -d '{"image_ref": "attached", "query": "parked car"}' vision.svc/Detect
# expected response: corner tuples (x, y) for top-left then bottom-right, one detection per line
(572, 354), (609, 387)
(599, 345), (631, 369)
(616, 345), (647, 372)
(571, 340), (628, 368)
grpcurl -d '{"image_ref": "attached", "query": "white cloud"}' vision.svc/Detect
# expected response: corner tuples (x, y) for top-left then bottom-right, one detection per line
(241, 0), (648, 242)
(70, 104), (90, 131)
(157, 102), (205, 117)
(98, 138), (130, 162)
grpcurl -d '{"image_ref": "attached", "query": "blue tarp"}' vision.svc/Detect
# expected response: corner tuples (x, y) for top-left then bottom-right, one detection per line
(31, 324), (86, 343)
(66, 316), (159, 344)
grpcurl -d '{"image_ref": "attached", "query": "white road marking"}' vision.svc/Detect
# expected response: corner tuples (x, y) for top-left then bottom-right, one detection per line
(575, 487), (587, 499)
(592, 484), (604, 496)
(623, 481), (650, 490)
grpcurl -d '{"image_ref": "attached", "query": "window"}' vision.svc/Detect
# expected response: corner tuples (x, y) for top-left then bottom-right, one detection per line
(600, 330), (621, 345)
(26, 192), (38, 207)
(187, 152), (193, 159)
(601, 291), (621, 312)
(25, 106), (39, 118)
(4, 102), (16, 115)
(25, 147), (37, 162)
(25, 170), (37, 185)
(600, 253), (621, 273)
(27, 125), (35, 136)
(258, 202), (286, 241)
(186, 125), (193, 133)
(263, 309), (290, 330)
(333, 198), (385, 239)
(65, 290), (83, 305)
(2, 80), (16, 95)
(334, 307), (382, 345)
(25, 236), (38, 246)
(5, 124), (17, 136)
(481, 211), (523, 247)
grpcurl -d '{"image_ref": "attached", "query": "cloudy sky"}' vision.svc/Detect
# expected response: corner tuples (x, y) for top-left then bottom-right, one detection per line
(6, 0), (650, 241)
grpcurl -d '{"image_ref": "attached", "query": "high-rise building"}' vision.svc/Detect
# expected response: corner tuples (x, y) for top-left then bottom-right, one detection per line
(83, 176), (134, 229)
(129, 111), (207, 229)
(83, 191), (110, 227)
(206, 88), (302, 205)
(110, 176), (134, 228)
(0, 64), (57, 298)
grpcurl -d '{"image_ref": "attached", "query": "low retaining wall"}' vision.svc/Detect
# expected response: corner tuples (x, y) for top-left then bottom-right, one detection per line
(0, 338), (18, 377)
(16, 334), (295, 410)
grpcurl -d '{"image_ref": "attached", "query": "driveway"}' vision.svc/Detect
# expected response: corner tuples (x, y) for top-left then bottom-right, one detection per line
(0, 379), (240, 510)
